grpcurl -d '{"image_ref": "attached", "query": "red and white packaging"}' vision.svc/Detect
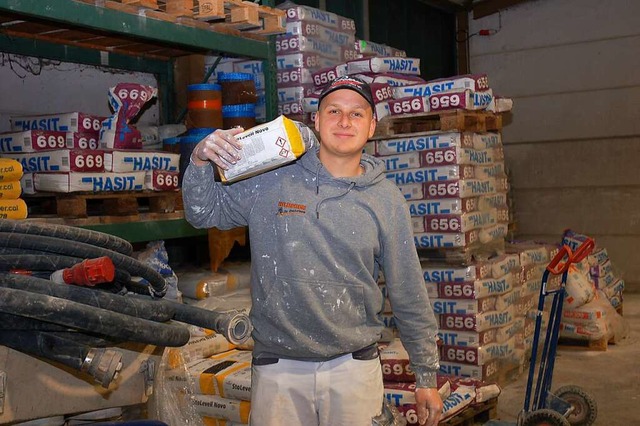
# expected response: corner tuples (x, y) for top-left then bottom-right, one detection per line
(0, 130), (67, 153)
(439, 306), (515, 333)
(414, 231), (479, 249)
(347, 57), (421, 75)
(104, 150), (180, 173)
(507, 242), (552, 267)
(490, 253), (521, 278)
(392, 74), (490, 98)
(277, 84), (317, 103)
(11, 112), (105, 135)
(34, 171), (146, 193)
(438, 273), (515, 300)
(422, 147), (497, 166)
(385, 376), (452, 408)
(277, 100), (305, 116)
(379, 339), (414, 382)
(100, 83), (157, 150)
(311, 64), (348, 88)
(4, 149), (104, 173)
(341, 48), (360, 62)
(487, 96), (514, 113)
(431, 297), (497, 315)
(370, 83), (394, 105)
(145, 170), (180, 191)
(449, 377), (501, 404)
(438, 329), (497, 348)
(388, 96), (429, 116)
(276, 53), (334, 70)
(367, 132), (475, 156)
(422, 262), (490, 284)
(422, 179), (496, 199)
(284, 6), (355, 34)
(285, 21), (355, 47)
(475, 163), (506, 179)
(495, 317), (524, 344)
(429, 89), (494, 112)
(439, 359), (500, 381)
(420, 209), (497, 234)
(374, 102), (391, 121)
(386, 165), (474, 185)
(302, 96), (320, 113)
(440, 344), (498, 366)
(277, 67), (314, 86)
(275, 34), (342, 59)
(66, 132), (100, 150)
(406, 196), (477, 215)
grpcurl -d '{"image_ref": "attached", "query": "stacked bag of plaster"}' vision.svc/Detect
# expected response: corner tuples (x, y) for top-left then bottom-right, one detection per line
(426, 259), (523, 382)
(0, 158), (28, 219)
(365, 129), (510, 261)
(5, 84), (180, 193)
(275, 2), (357, 124)
(558, 230), (629, 343)
(389, 73), (513, 117)
(380, 338), (500, 425)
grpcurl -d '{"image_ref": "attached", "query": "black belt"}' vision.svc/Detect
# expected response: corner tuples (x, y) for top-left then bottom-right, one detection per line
(253, 343), (379, 366)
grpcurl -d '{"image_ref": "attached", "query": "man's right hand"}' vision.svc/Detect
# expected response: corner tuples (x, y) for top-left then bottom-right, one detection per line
(191, 127), (245, 169)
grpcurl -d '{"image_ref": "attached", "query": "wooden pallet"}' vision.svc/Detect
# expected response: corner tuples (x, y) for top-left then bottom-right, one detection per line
(25, 191), (178, 218)
(159, 0), (286, 34)
(373, 110), (503, 140)
(558, 335), (615, 352)
(440, 397), (498, 425)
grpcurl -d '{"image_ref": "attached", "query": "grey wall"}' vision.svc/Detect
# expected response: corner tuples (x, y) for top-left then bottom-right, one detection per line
(468, 0), (640, 291)
(0, 55), (159, 132)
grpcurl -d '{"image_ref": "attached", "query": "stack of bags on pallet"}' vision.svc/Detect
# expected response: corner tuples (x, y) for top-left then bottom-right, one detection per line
(0, 158), (27, 219)
(559, 229), (628, 343)
(275, 4), (358, 123)
(380, 338), (501, 425)
(0, 83), (180, 194)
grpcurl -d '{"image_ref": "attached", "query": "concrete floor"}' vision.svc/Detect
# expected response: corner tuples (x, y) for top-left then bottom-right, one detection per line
(488, 293), (640, 425)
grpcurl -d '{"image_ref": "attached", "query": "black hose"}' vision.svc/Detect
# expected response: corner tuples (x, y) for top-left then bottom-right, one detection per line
(0, 330), (123, 388)
(0, 219), (133, 256)
(0, 287), (190, 347)
(0, 254), (132, 286)
(0, 274), (174, 322)
(0, 232), (167, 297)
(0, 313), (118, 347)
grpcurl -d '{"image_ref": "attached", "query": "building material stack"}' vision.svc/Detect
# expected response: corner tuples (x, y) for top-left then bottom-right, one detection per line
(0, 158), (27, 219)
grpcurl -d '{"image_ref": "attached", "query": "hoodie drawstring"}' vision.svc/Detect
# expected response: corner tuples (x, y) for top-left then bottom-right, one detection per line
(315, 162), (322, 195)
(316, 182), (356, 219)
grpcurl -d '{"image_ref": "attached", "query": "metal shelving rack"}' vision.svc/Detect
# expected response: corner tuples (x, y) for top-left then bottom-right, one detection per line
(0, 0), (278, 242)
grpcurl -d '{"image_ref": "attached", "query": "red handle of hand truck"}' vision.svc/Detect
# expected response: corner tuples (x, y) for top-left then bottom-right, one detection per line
(547, 245), (573, 275)
(570, 238), (595, 264)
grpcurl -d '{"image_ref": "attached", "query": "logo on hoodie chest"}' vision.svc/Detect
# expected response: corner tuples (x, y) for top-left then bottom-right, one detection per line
(277, 201), (307, 216)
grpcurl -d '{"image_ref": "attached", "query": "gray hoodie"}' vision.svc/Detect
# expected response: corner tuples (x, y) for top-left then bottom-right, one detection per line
(182, 148), (439, 388)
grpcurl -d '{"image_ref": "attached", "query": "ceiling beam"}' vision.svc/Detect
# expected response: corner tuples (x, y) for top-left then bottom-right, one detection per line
(416, 0), (464, 14)
(472, 0), (532, 19)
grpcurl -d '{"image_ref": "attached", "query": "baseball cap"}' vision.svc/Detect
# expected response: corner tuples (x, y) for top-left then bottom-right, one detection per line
(318, 76), (375, 111)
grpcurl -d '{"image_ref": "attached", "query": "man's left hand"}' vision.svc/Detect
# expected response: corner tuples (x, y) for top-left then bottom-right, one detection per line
(415, 387), (443, 426)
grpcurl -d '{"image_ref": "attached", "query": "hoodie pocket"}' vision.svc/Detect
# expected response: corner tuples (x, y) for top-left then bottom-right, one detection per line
(262, 275), (370, 354)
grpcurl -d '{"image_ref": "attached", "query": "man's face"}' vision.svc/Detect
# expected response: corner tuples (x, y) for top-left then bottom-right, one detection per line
(314, 89), (376, 160)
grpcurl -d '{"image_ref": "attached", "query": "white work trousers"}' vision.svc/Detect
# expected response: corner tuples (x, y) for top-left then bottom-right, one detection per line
(250, 353), (383, 426)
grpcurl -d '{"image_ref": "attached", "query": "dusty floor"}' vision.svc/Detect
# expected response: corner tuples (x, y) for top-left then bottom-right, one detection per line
(486, 293), (640, 425)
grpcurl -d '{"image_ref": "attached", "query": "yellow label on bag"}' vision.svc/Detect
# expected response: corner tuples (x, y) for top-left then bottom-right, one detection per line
(0, 158), (23, 182)
(0, 198), (27, 219)
(0, 180), (22, 199)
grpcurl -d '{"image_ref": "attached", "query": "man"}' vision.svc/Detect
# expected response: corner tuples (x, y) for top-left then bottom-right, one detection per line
(183, 76), (442, 426)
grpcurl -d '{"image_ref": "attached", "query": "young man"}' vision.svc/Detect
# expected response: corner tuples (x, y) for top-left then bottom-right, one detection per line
(183, 76), (442, 426)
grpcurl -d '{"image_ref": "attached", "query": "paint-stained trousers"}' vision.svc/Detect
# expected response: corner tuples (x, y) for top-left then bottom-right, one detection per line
(250, 353), (383, 426)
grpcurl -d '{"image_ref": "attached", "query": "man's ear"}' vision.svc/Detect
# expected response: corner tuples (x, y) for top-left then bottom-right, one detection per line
(314, 110), (321, 132)
(368, 116), (376, 139)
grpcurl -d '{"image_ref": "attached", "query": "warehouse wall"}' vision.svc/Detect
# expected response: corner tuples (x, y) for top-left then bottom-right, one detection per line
(468, 0), (640, 291)
(0, 55), (159, 133)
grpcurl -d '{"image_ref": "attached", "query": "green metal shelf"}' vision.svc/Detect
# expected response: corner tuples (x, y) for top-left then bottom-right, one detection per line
(1, 0), (277, 242)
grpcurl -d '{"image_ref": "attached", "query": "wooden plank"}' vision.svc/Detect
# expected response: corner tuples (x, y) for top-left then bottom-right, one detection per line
(471, 35), (640, 97)
(503, 137), (640, 188)
(373, 111), (503, 139)
(500, 87), (640, 144)
(469, 0), (640, 56)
